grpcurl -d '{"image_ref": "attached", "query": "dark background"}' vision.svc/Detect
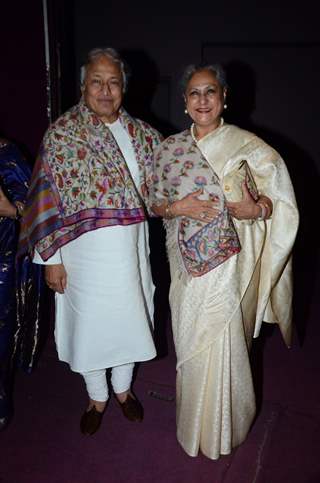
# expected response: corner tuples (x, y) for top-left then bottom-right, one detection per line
(0, 1), (319, 344)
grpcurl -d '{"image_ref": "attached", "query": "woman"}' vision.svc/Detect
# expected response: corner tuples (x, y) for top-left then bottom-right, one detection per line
(151, 64), (299, 459)
(0, 137), (42, 430)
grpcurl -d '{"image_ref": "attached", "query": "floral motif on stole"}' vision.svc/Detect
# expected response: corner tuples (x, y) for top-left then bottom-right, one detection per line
(153, 130), (241, 277)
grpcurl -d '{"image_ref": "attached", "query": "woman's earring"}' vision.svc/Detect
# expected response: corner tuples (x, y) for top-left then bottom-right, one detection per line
(184, 108), (188, 114)
(224, 103), (227, 109)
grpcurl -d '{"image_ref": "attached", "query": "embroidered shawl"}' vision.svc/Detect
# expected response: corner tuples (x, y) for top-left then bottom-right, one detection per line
(19, 101), (162, 260)
(152, 130), (241, 277)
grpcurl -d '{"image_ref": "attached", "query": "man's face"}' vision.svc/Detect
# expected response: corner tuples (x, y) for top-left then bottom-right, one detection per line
(83, 56), (123, 123)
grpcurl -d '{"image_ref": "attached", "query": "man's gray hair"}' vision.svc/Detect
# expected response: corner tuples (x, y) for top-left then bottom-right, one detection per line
(181, 63), (228, 93)
(80, 47), (129, 92)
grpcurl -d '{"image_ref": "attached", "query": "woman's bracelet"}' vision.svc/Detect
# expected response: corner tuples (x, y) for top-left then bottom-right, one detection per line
(258, 196), (273, 217)
(256, 202), (267, 220)
(256, 199), (273, 220)
(14, 202), (24, 220)
(14, 206), (22, 220)
(165, 201), (174, 219)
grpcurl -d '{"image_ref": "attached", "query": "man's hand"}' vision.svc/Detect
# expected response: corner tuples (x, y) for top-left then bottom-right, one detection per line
(45, 264), (67, 294)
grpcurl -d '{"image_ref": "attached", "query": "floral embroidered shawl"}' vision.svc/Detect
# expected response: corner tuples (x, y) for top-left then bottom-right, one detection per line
(19, 100), (162, 260)
(152, 130), (240, 277)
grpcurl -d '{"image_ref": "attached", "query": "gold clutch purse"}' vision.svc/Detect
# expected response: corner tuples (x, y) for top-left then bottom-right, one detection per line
(222, 160), (259, 202)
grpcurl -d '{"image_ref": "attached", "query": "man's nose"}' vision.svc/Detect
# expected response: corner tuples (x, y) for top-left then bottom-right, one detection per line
(102, 83), (110, 95)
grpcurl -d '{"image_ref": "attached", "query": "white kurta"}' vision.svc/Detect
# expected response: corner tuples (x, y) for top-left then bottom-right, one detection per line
(34, 119), (156, 372)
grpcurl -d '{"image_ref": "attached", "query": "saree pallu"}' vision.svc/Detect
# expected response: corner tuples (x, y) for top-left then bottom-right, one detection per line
(153, 123), (299, 459)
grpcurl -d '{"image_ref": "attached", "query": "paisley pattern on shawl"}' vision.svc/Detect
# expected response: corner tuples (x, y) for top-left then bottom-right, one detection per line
(19, 101), (162, 260)
(152, 130), (240, 277)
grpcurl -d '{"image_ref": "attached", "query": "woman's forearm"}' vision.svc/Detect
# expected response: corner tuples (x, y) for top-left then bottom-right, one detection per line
(151, 200), (177, 219)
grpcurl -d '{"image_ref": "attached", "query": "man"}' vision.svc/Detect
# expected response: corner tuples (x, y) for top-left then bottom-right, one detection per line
(20, 48), (162, 435)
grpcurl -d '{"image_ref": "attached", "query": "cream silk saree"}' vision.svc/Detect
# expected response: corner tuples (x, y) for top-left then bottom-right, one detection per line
(153, 122), (299, 459)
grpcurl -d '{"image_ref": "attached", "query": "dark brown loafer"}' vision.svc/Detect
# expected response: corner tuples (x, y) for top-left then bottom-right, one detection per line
(80, 406), (105, 435)
(118, 394), (143, 422)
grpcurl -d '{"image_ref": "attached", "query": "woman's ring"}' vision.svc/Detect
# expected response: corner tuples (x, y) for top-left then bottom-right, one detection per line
(200, 212), (206, 219)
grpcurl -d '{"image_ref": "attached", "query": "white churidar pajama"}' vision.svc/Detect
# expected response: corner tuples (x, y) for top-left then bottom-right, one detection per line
(81, 363), (135, 402)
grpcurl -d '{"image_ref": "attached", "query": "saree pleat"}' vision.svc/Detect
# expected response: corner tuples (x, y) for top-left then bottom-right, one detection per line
(173, 261), (255, 459)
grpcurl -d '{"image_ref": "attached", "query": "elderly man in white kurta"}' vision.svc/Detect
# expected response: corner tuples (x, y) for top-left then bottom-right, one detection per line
(20, 48), (162, 435)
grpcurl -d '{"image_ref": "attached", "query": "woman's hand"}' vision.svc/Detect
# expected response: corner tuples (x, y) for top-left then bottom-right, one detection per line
(152, 189), (220, 223)
(172, 188), (220, 223)
(0, 187), (17, 218)
(226, 182), (261, 220)
(45, 264), (67, 294)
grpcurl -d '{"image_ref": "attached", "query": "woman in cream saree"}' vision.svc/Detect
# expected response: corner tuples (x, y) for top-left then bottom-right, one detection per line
(151, 64), (299, 460)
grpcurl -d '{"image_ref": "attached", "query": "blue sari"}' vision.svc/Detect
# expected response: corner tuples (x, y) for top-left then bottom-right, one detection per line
(0, 139), (42, 424)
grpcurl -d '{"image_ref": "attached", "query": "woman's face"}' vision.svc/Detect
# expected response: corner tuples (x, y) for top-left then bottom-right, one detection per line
(185, 69), (226, 134)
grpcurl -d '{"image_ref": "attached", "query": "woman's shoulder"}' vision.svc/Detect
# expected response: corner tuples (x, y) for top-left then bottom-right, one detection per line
(225, 123), (280, 157)
(228, 127), (287, 176)
(224, 123), (257, 143)
(159, 129), (191, 148)
(227, 123), (278, 145)
(154, 130), (191, 159)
